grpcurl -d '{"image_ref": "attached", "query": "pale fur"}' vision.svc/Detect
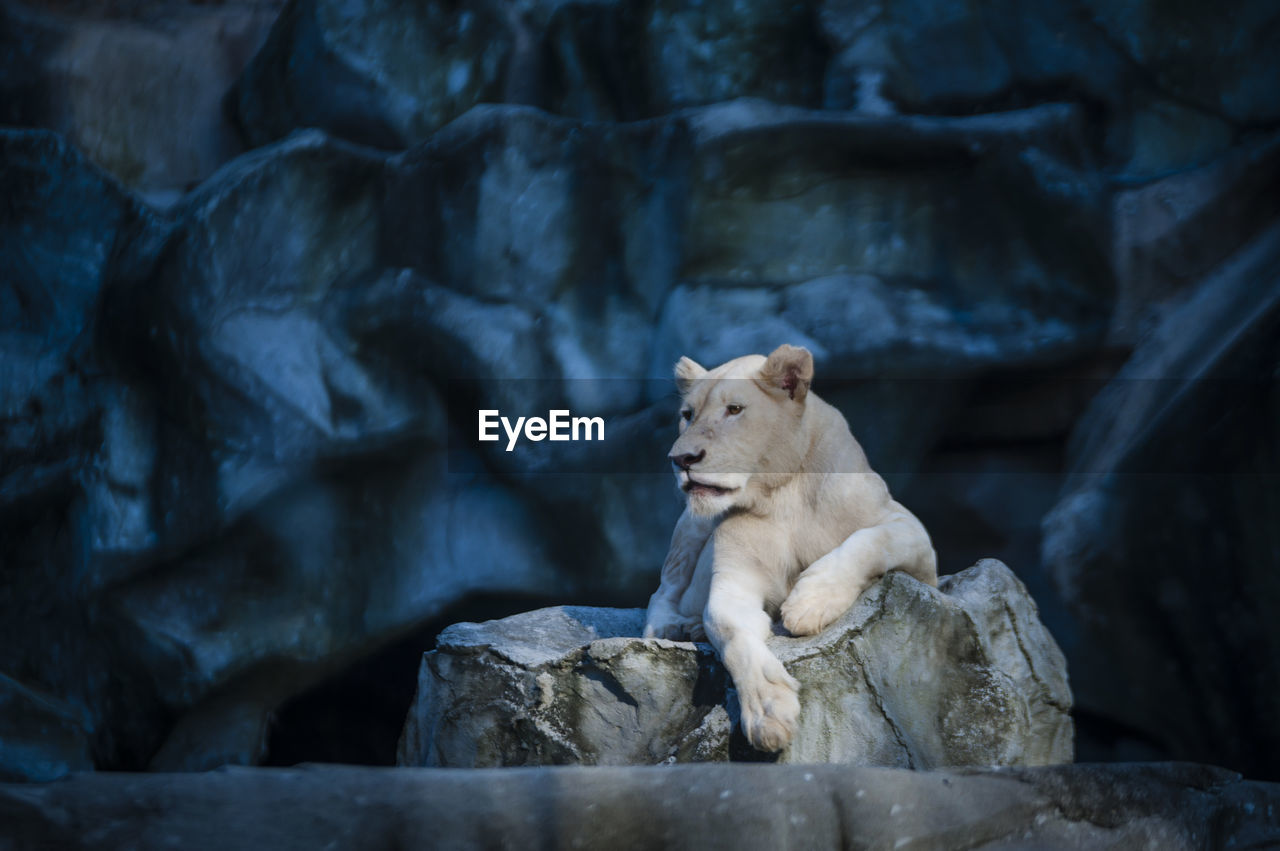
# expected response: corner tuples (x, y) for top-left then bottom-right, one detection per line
(643, 345), (937, 753)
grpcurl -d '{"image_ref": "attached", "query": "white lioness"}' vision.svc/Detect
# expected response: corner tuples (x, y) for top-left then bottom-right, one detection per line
(643, 344), (937, 753)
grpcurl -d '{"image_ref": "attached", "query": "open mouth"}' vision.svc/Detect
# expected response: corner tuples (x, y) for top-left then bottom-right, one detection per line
(682, 478), (735, 497)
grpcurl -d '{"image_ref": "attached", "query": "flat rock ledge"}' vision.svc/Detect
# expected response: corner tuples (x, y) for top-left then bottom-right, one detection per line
(398, 559), (1073, 768)
(2, 763), (1277, 850)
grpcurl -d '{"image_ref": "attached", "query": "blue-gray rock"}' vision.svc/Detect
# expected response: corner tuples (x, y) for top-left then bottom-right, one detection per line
(0, 673), (92, 783)
(817, 0), (1279, 175)
(0, 129), (164, 778)
(0, 97), (1115, 775)
(225, 0), (1279, 178)
(227, 0), (518, 150)
(3, 762), (1279, 850)
(1042, 221), (1280, 777)
(398, 560), (1073, 768)
(0, 0), (278, 194)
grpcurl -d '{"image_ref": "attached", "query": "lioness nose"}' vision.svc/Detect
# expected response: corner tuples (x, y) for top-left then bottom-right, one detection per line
(670, 449), (706, 470)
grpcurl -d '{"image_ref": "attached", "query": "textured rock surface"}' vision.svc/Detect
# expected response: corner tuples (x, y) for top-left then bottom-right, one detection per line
(0, 129), (161, 776)
(0, 0), (280, 195)
(1042, 222), (1280, 776)
(1108, 136), (1280, 344)
(0, 673), (92, 782)
(0, 96), (1113, 776)
(1, 0), (1279, 780)
(0, 130), (140, 506)
(228, 0), (830, 146)
(399, 560), (1072, 768)
(228, 0), (516, 150)
(2, 762), (1278, 849)
(225, 0), (1280, 175)
(816, 0), (1277, 174)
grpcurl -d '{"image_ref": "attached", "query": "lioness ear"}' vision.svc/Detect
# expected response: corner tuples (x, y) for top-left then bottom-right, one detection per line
(674, 356), (707, 394)
(759, 344), (814, 402)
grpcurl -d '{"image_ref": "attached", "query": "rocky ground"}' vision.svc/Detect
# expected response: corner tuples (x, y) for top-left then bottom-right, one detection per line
(3, 762), (1279, 850)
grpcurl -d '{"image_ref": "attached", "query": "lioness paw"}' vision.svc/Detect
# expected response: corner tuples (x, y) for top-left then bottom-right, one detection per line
(748, 714), (794, 753)
(781, 590), (851, 637)
(740, 676), (800, 753)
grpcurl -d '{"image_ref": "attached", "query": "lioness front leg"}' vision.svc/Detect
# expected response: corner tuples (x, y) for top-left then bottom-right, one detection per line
(782, 508), (937, 637)
(644, 509), (714, 640)
(705, 572), (801, 753)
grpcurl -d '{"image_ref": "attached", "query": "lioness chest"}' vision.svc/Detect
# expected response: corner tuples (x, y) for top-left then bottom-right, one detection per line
(710, 506), (868, 610)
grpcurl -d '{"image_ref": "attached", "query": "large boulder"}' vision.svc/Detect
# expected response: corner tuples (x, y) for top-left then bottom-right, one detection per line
(398, 559), (1073, 768)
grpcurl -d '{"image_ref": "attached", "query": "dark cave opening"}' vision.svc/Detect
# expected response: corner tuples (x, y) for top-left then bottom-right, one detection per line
(261, 592), (564, 767)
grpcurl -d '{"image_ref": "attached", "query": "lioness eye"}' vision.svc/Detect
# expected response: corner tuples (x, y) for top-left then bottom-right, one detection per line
(726, 405), (743, 415)
(681, 409), (693, 421)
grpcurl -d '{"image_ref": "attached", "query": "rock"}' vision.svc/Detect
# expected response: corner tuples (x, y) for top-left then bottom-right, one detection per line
(0, 129), (137, 508)
(1108, 133), (1280, 344)
(229, 0), (830, 147)
(548, 0), (828, 121)
(1, 122), (601, 771)
(228, 0), (519, 150)
(0, 0), (280, 195)
(650, 100), (1112, 386)
(398, 559), (1073, 768)
(2, 762), (1278, 849)
(101, 448), (571, 772)
(399, 607), (733, 767)
(0, 0), (1276, 782)
(226, 0), (1277, 176)
(818, 0), (1124, 116)
(1083, 0), (1280, 127)
(2, 0), (1279, 785)
(816, 0), (1279, 175)
(122, 129), (410, 499)
(0, 95), (1175, 778)
(644, 100), (1112, 478)
(115, 100), (1114, 512)
(0, 128), (165, 775)
(0, 673), (93, 782)
(815, 0), (1276, 176)
(377, 104), (686, 416)
(636, 0), (827, 114)
(1042, 222), (1280, 776)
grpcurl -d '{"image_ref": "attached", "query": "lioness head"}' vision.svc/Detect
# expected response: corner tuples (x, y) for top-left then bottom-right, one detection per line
(668, 344), (815, 517)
